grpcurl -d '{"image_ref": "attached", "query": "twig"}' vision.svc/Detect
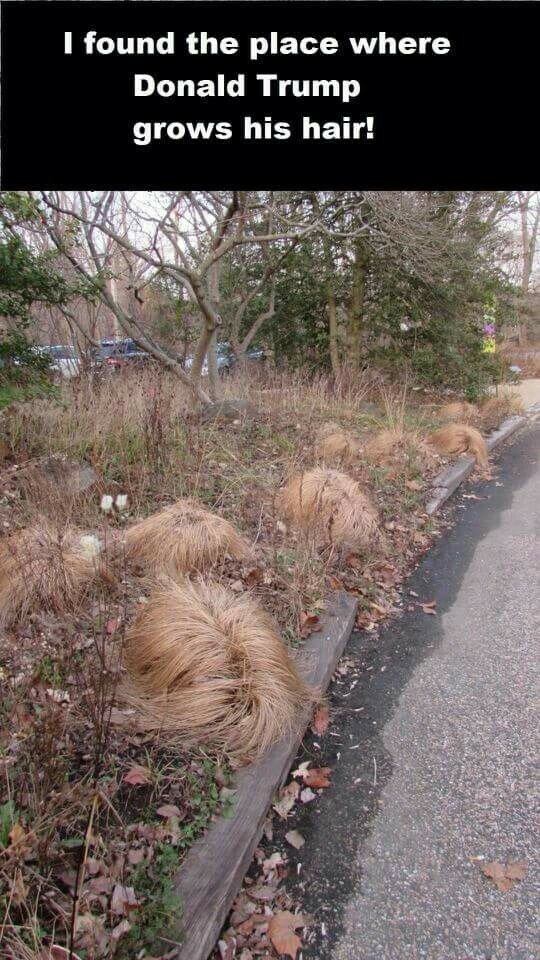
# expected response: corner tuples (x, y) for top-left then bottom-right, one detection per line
(68, 792), (99, 959)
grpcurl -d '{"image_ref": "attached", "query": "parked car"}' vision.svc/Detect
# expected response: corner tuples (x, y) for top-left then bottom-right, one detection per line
(183, 342), (266, 376)
(91, 338), (150, 371)
(36, 345), (81, 380)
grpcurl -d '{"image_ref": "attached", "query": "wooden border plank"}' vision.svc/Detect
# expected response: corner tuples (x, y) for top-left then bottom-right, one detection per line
(159, 591), (358, 960)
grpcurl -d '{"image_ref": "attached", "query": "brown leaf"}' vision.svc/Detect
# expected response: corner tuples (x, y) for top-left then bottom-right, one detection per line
(285, 830), (305, 850)
(88, 876), (112, 896)
(480, 860), (528, 891)
(311, 704), (330, 735)
(127, 847), (146, 866)
(505, 860), (528, 880)
(9, 868), (27, 906)
(405, 479), (423, 491)
(299, 611), (320, 638)
(105, 617), (119, 635)
(303, 767), (332, 789)
(247, 883), (279, 902)
(268, 911), (306, 960)
(111, 883), (140, 916)
(245, 566), (264, 586)
(111, 918), (132, 941)
(156, 803), (181, 818)
(123, 764), (152, 786)
(273, 780), (300, 819)
(43, 948), (83, 960)
(419, 602), (437, 615)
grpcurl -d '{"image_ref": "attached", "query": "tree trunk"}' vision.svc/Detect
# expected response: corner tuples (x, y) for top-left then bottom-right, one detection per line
(327, 285), (340, 376)
(346, 240), (370, 369)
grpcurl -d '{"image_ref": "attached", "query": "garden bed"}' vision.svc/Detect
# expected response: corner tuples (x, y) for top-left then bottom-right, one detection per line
(0, 368), (524, 959)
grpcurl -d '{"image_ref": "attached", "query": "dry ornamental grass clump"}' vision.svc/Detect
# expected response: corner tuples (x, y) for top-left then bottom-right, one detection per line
(124, 498), (249, 575)
(364, 428), (438, 473)
(277, 467), (380, 552)
(314, 422), (363, 463)
(438, 401), (478, 423)
(122, 578), (312, 761)
(480, 394), (525, 431)
(0, 520), (107, 627)
(429, 423), (489, 468)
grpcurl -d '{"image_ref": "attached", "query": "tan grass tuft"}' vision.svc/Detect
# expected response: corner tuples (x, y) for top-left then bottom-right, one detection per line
(364, 428), (438, 472)
(438, 401), (478, 423)
(124, 498), (249, 575)
(277, 467), (380, 552)
(0, 520), (107, 627)
(480, 394), (525, 432)
(429, 423), (489, 468)
(122, 578), (312, 761)
(314, 422), (363, 463)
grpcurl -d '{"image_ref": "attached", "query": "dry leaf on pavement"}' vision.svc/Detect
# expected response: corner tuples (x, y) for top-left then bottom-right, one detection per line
(479, 859), (528, 891)
(303, 767), (332, 789)
(285, 830), (305, 850)
(268, 911), (306, 960)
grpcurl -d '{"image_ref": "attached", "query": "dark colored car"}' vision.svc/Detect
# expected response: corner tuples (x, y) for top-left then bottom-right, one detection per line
(184, 342), (266, 376)
(91, 338), (150, 370)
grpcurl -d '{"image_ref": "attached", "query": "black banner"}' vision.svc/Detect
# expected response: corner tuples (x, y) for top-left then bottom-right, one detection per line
(1, 1), (538, 189)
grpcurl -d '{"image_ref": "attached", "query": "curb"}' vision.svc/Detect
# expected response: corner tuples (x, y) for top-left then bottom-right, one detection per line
(163, 592), (358, 960)
(425, 407), (536, 515)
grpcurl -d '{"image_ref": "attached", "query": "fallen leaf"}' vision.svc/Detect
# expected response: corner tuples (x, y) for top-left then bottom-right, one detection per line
(505, 860), (528, 880)
(300, 787), (317, 803)
(299, 611), (320, 638)
(127, 847), (145, 866)
(247, 883), (279, 902)
(230, 579), (245, 592)
(245, 566), (264, 586)
(263, 851), (284, 874)
(9, 868), (27, 906)
(273, 780), (300, 818)
(156, 803), (181, 818)
(405, 479), (423, 491)
(88, 876), (112, 896)
(268, 911), (306, 960)
(311, 704), (330, 735)
(303, 767), (332, 789)
(111, 918), (131, 941)
(480, 859), (528, 891)
(419, 602), (437, 615)
(105, 618), (119, 635)
(285, 830), (305, 850)
(291, 760), (311, 779)
(123, 764), (152, 787)
(111, 883), (140, 915)
(43, 948), (83, 960)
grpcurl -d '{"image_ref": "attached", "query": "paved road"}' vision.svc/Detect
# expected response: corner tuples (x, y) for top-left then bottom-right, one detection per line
(278, 421), (539, 960)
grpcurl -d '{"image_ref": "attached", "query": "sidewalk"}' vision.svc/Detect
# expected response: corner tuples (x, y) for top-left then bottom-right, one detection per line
(494, 376), (540, 408)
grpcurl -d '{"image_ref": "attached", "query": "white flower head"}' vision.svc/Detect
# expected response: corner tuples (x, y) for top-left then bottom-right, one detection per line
(400, 322), (410, 332)
(79, 534), (101, 560)
(115, 494), (129, 512)
(100, 494), (114, 513)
